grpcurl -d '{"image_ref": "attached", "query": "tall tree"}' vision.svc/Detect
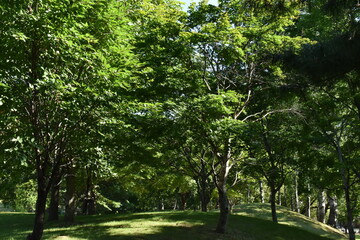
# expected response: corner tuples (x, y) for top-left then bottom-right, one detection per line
(0, 1), (136, 239)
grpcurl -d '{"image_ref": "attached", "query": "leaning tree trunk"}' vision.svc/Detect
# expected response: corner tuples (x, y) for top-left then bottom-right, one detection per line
(64, 165), (76, 223)
(317, 189), (326, 224)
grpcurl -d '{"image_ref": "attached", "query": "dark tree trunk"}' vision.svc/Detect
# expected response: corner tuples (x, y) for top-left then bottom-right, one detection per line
(216, 187), (229, 233)
(197, 178), (212, 212)
(270, 187), (278, 223)
(179, 192), (190, 211)
(48, 172), (62, 221)
(27, 167), (47, 240)
(64, 166), (76, 223)
(336, 144), (355, 240)
(344, 182), (355, 240)
(327, 196), (337, 227)
(82, 169), (96, 215)
(317, 189), (326, 223)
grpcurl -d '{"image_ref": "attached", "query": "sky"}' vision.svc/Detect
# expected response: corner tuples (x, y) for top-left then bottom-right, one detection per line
(181, 0), (218, 11)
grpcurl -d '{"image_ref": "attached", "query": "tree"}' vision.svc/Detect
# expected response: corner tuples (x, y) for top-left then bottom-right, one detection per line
(0, 1), (136, 239)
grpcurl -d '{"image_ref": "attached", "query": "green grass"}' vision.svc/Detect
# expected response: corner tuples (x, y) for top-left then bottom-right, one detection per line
(232, 203), (346, 240)
(0, 204), (349, 240)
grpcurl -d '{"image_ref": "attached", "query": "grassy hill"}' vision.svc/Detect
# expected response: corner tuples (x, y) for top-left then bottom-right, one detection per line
(0, 204), (348, 240)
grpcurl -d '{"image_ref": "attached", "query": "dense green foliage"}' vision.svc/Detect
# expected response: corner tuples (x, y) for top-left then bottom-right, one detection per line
(0, 0), (360, 239)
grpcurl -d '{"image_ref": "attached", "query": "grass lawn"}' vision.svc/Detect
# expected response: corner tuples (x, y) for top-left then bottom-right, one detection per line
(0, 204), (348, 240)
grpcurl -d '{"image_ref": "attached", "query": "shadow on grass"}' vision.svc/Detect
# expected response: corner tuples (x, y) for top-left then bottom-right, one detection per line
(1, 210), (344, 240)
(40, 212), (337, 240)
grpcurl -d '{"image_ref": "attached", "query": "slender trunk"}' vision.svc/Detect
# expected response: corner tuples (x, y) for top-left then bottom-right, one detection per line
(27, 165), (47, 240)
(64, 166), (76, 223)
(259, 179), (264, 203)
(317, 189), (326, 223)
(270, 187), (278, 223)
(294, 172), (300, 213)
(307, 184), (311, 218)
(327, 196), (337, 227)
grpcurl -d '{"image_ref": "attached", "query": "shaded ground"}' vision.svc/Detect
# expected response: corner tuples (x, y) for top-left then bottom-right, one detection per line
(0, 206), (348, 240)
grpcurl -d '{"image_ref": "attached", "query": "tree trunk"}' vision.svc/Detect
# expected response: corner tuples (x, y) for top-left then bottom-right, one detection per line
(270, 187), (278, 223)
(344, 181), (355, 240)
(294, 172), (300, 213)
(306, 184), (311, 218)
(27, 167), (47, 240)
(215, 158), (231, 234)
(259, 179), (264, 203)
(197, 177), (212, 212)
(216, 187), (229, 233)
(64, 166), (76, 223)
(327, 195), (337, 227)
(180, 192), (190, 211)
(317, 189), (326, 223)
(82, 169), (96, 215)
(173, 198), (177, 210)
(336, 144), (355, 240)
(48, 172), (61, 221)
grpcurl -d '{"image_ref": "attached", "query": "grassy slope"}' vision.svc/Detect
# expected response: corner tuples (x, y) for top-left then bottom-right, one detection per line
(0, 205), (348, 240)
(233, 203), (347, 240)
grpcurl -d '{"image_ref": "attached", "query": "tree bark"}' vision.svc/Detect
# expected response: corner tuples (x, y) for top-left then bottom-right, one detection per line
(27, 163), (47, 240)
(48, 171), (62, 221)
(294, 172), (300, 213)
(216, 186), (229, 233)
(215, 158), (231, 234)
(306, 184), (311, 218)
(196, 177), (212, 212)
(64, 166), (76, 223)
(317, 189), (326, 224)
(259, 179), (264, 203)
(327, 195), (337, 227)
(336, 144), (355, 240)
(270, 187), (278, 223)
(82, 169), (96, 215)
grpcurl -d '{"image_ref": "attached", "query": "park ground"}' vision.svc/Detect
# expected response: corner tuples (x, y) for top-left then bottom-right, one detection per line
(0, 204), (354, 240)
